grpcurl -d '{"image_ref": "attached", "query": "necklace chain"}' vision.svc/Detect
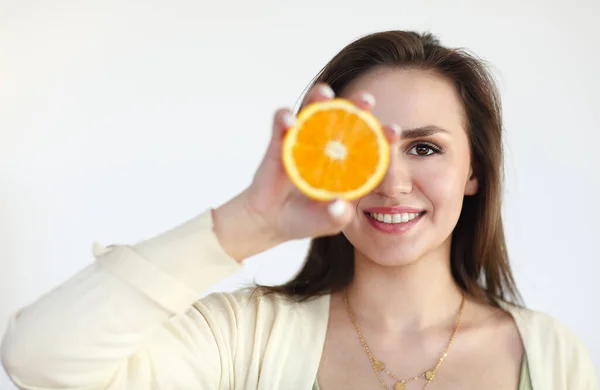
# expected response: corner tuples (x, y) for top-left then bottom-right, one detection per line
(343, 289), (466, 390)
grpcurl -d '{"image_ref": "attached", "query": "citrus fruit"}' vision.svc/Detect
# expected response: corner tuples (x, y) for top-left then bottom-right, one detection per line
(282, 98), (390, 201)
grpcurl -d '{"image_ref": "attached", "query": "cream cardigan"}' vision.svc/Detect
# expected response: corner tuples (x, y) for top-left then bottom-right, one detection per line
(1, 209), (598, 389)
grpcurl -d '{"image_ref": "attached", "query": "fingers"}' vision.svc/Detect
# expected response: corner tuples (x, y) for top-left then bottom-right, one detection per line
(272, 83), (401, 147)
(301, 83), (336, 108)
(326, 199), (354, 229)
(382, 123), (402, 144)
(271, 108), (296, 143)
(344, 90), (376, 111)
(302, 83), (375, 111)
(271, 83), (336, 143)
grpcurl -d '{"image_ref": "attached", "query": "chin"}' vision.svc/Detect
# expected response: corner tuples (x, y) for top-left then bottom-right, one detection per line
(343, 211), (430, 267)
(354, 245), (423, 268)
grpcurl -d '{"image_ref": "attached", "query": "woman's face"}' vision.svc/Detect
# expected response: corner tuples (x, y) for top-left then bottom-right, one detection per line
(341, 68), (478, 267)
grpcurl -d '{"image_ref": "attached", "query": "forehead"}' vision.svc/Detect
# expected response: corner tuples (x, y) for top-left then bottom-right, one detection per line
(342, 67), (466, 133)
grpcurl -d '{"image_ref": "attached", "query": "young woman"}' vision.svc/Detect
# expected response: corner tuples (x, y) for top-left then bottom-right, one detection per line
(2, 31), (597, 390)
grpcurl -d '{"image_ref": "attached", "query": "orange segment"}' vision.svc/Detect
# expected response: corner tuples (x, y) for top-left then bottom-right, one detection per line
(282, 98), (390, 201)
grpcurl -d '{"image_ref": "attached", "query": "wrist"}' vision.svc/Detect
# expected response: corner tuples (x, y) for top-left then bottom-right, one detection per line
(212, 192), (282, 262)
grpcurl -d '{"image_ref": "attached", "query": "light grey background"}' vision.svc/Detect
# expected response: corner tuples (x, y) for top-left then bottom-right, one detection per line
(1, 0), (599, 388)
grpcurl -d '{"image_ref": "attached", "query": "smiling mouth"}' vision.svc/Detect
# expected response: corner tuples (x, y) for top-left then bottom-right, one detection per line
(364, 211), (426, 224)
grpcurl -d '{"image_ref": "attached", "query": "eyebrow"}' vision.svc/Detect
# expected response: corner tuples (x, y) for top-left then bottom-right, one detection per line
(400, 125), (450, 140)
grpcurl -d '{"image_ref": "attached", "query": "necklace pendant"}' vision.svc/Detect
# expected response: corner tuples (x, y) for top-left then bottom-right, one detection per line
(373, 360), (385, 372)
(394, 382), (405, 390)
(425, 370), (436, 381)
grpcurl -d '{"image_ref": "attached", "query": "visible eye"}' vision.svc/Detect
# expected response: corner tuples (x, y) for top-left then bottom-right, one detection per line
(407, 142), (443, 156)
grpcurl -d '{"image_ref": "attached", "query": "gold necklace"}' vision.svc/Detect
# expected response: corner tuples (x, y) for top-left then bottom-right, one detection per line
(343, 289), (465, 390)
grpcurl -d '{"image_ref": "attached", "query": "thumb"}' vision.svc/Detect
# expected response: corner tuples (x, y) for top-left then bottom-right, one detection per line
(325, 199), (354, 232)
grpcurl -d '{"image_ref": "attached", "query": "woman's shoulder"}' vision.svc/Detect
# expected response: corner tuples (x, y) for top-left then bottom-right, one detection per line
(503, 303), (598, 388)
(505, 303), (587, 347)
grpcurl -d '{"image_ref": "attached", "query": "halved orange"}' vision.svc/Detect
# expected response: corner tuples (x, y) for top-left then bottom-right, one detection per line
(282, 98), (390, 201)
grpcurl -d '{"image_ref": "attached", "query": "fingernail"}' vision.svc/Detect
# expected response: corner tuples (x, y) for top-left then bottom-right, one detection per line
(328, 199), (347, 218)
(360, 92), (375, 107)
(319, 85), (335, 99)
(283, 112), (296, 128)
(389, 124), (402, 136)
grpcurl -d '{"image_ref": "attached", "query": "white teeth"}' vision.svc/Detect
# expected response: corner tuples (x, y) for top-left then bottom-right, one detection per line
(368, 212), (422, 224)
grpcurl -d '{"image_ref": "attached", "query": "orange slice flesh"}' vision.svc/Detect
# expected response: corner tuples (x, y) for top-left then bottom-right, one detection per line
(282, 98), (390, 201)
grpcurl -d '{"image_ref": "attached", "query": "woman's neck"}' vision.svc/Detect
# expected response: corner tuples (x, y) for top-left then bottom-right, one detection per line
(344, 239), (464, 333)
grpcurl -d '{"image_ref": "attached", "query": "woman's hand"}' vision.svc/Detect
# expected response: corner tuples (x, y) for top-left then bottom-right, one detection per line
(213, 83), (398, 261)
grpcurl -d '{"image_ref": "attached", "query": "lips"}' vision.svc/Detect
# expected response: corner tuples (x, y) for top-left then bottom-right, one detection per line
(366, 211), (423, 224)
(363, 206), (424, 214)
(362, 207), (426, 234)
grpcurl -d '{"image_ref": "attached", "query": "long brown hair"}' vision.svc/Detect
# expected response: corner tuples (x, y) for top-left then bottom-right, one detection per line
(262, 31), (521, 306)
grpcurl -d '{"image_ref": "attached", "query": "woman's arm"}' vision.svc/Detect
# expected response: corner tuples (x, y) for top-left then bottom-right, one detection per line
(1, 83), (361, 389)
(1, 209), (242, 389)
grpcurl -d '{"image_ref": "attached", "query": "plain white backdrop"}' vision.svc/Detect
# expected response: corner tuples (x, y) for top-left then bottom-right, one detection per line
(1, 0), (599, 388)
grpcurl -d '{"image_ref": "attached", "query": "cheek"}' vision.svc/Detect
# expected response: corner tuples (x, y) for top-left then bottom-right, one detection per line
(411, 157), (469, 211)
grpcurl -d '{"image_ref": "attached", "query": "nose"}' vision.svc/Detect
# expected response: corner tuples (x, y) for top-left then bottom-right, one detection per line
(373, 153), (412, 198)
